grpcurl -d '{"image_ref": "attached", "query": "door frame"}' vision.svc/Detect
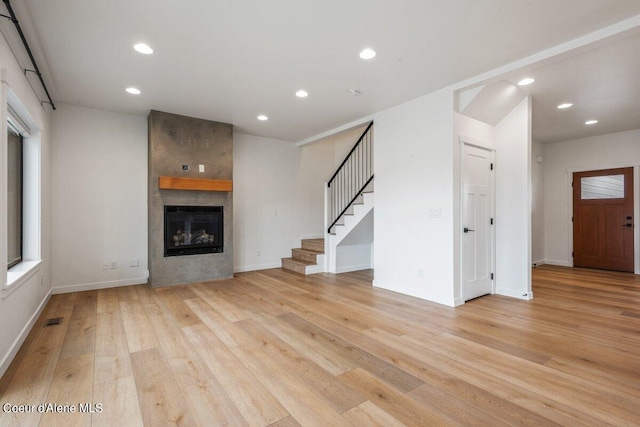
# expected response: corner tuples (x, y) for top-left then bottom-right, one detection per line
(459, 137), (496, 301)
(566, 163), (640, 274)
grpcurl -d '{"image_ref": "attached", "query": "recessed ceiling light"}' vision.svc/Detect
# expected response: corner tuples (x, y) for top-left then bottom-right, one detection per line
(585, 119), (598, 125)
(257, 115), (268, 121)
(557, 103), (573, 109)
(517, 78), (535, 86)
(133, 43), (153, 55)
(296, 90), (308, 98)
(125, 87), (141, 95)
(347, 89), (361, 96)
(359, 48), (376, 60)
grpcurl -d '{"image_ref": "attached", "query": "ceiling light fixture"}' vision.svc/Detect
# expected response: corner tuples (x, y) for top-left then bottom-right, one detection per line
(359, 48), (376, 60)
(133, 43), (153, 55)
(296, 90), (308, 98)
(125, 87), (141, 95)
(257, 115), (268, 121)
(557, 103), (573, 109)
(585, 119), (598, 125)
(347, 89), (361, 96)
(517, 78), (535, 86)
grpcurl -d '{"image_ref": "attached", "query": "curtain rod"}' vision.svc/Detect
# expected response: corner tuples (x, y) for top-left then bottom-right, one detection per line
(1, 0), (56, 110)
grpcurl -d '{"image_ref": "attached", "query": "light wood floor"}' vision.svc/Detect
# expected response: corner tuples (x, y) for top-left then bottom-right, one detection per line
(1, 265), (639, 426)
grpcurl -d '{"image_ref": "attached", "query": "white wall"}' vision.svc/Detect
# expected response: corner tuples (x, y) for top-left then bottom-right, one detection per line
(372, 88), (456, 306)
(336, 210), (374, 273)
(0, 33), (52, 377)
(495, 97), (532, 299)
(531, 140), (545, 264)
(544, 128), (640, 268)
(233, 133), (301, 272)
(50, 104), (148, 292)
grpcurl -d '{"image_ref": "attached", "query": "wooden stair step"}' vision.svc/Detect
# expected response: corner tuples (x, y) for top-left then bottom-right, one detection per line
(301, 239), (324, 252)
(281, 257), (315, 275)
(292, 248), (322, 263)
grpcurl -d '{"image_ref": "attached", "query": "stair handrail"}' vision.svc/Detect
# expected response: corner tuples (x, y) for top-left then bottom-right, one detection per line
(327, 122), (374, 233)
(328, 121), (373, 187)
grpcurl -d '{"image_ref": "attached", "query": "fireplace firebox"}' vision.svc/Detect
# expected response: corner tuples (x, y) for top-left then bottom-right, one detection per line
(164, 205), (223, 257)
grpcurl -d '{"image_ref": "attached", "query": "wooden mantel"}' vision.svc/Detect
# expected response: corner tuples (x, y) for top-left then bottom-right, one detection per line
(158, 176), (233, 192)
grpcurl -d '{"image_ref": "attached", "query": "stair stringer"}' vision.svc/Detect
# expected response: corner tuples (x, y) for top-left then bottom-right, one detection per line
(324, 191), (374, 274)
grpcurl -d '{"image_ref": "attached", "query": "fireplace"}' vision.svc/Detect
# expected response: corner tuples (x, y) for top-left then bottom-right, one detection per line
(164, 205), (223, 257)
(149, 111), (233, 287)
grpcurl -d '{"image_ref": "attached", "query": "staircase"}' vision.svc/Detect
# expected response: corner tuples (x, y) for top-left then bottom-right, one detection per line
(281, 121), (374, 275)
(281, 238), (325, 275)
(325, 122), (374, 273)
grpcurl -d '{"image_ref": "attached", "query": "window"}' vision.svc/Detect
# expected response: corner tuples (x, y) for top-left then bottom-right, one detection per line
(2, 87), (41, 292)
(7, 126), (22, 268)
(581, 174), (625, 199)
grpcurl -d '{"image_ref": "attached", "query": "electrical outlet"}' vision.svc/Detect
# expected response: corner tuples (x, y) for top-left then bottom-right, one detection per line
(418, 268), (424, 278)
(256, 250), (261, 257)
(199, 164), (205, 173)
(110, 260), (117, 270)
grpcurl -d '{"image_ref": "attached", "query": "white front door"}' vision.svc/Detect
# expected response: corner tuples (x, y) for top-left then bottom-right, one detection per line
(462, 144), (494, 301)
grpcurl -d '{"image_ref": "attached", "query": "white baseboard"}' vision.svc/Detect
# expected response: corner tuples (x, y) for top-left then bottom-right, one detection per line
(544, 259), (571, 267)
(496, 287), (533, 300)
(234, 262), (281, 273)
(372, 279), (456, 307)
(453, 297), (465, 307)
(531, 259), (545, 267)
(0, 289), (51, 378)
(335, 264), (373, 274)
(52, 277), (148, 294)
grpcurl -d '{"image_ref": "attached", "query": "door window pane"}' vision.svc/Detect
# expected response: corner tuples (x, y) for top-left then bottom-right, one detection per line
(581, 175), (624, 199)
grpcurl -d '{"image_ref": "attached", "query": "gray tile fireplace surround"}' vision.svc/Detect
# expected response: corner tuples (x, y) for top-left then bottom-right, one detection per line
(148, 110), (233, 287)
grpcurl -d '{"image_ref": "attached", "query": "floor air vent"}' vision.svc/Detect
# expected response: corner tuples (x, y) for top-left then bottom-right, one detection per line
(44, 317), (63, 327)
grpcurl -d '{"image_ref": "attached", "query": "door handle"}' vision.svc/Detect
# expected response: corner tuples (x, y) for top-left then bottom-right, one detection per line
(622, 224), (633, 227)
(464, 227), (475, 233)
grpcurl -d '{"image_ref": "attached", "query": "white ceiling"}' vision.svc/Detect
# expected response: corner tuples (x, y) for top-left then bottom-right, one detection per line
(519, 32), (640, 143)
(3, 0), (640, 142)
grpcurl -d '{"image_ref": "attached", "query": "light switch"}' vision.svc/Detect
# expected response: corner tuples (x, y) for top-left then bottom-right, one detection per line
(199, 164), (205, 173)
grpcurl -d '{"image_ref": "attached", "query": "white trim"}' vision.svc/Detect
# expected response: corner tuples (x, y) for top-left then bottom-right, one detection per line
(458, 134), (493, 151)
(373, 279), (456, 307)
(0, 288), (51, 378)
(233, 262), (281, 273)
(335, 263), (372, 274)
(3, 260), (42, 299)
(496, 287), (533, 300)
(531, 259), (545, 267)
(7, 104), (30, 137)
(545, 259), (572, 267)
(297, 119), (373, 147)
(52, 277), (148, 294)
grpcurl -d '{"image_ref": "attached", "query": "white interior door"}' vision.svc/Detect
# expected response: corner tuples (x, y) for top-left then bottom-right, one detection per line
(462, 144), (494, 301)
